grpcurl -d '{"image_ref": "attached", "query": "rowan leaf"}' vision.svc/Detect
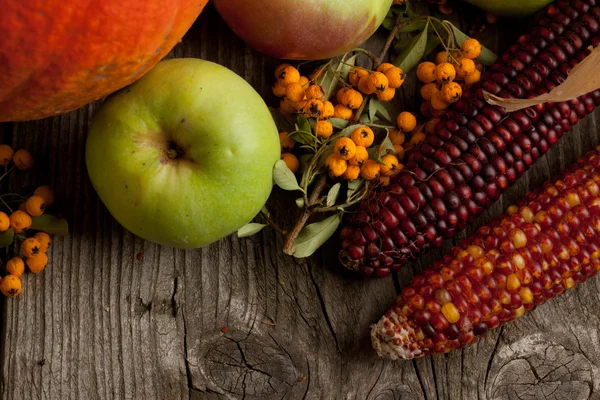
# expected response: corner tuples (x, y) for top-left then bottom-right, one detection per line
(291, 213), (343, 258)
(237, 223), (267, 238)
(273, 160), (302, 192)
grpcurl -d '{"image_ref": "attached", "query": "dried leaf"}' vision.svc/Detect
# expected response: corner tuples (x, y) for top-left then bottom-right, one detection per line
(484, 46), (600, 112)
(237, 223), (267, 238)
(273, 160), (302, 192)
(444, 21), (497, 66)
(326, 183), (341, 207)
(292, 213), (343, 258)
(394, 22), (429, 73)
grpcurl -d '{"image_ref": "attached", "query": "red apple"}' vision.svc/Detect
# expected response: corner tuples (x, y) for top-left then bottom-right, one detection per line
(212, 0), (393, 60)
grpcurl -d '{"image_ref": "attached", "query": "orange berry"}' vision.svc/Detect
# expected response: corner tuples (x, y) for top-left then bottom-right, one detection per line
(333, 104), (353, 120)
(26, 253), (48, 274)
(434, 62), (456, 83)
(321, 101), (335, 119)
(272, 82), (287, 97)
(334, 137), (357, 160)
(389, 129), (405, 145)
(376, 87), (396, 102)
(276, 65), (300, 85)
(350, 126), (374, 147)
(341, 165), (361, 181)
(34, 232), (51, 253)
(461, 38), (482, 59)
(6, 257), (24, 278)
(384, 67), (404, 89)
(281, 153), (300, 174)
(305, 84), (325, 100)
(378, 175), (391, 187)
(336, 87), (351, 104)
(464, 69), (482, 85)
(420, 83), (439, 101)
(339, 89), (363, 109)
(302, 99), (324, 118)
(425, 118), (441, 133)
(325, 154), (348, 178)
(0, 275), (22, 297)
(33, 186), (54, 207)
(0, 212), (9, 232)
(313, 120), (333, 138)
(0, 144), (14, 166)
(25, 195), (46, 217)
(299, 76), (310, 88)
(348, 67), (369, 86)
(279, 98), (296, 114)
(285, 82), (305, 102)
(441, 82), (463, 103)
(430, 91), (450, 111)
(380, 154), (401, 177)
(20, 237), (42, 258)
(349, 146), (368, 166)
(13, 149), (34, 171)
(360, 160), (380, 180)
(366, 72), (389, 93)
(9, 210), (32, 234)
(376, 63), (395, 73)
(456, 58), (476, 78)
(357, 75), (373, 95)
(409, 132), (427, 146)
(397, 111), (417, 132)
(435, 51), (448, 65)
(274, 63), (293, 79)
(279, 132), (296, 152)
(394, 144), (405, 159)
(416, 62), (436, 83)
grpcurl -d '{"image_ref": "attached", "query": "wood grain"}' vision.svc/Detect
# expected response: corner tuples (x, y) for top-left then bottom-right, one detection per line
(2, 3), (600, 399)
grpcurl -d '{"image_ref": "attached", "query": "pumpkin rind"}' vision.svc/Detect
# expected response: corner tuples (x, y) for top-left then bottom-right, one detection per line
(0, 0), (208, 122)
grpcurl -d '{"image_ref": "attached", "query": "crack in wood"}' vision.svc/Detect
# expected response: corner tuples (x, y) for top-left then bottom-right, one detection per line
(306, 260), (341, 353)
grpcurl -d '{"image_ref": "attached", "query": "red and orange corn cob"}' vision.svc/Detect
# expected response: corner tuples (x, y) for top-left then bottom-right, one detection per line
(340, 0), (600, 277)
(371, 151), (600, 359)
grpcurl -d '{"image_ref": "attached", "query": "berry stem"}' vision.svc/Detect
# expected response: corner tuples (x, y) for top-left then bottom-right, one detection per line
(283, 174), (328, 255)
(261, 210), (288, 236)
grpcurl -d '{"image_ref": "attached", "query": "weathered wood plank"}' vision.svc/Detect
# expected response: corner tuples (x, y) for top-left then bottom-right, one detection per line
(2, 3), (600, 400)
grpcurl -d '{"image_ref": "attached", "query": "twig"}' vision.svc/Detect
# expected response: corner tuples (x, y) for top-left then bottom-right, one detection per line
(283, 174), (328, 254)
(261, 211), (288, 236)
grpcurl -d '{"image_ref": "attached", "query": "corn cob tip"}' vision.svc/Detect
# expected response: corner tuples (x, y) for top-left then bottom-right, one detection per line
(371, 309), (421, 360)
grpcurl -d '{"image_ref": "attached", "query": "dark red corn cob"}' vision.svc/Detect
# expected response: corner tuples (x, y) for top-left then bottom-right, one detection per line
(371, 151), (600, 359)
(339, 0), (600, 277)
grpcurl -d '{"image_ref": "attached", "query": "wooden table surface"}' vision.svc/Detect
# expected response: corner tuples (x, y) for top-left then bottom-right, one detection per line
(2, 3), (600, 399)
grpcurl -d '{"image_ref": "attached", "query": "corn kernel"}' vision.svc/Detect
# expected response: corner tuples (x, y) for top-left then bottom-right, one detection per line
(519, 287), (534, 304)
(510, 229), (527, 248)
(564, 277), (575, 289)
(466, 245), (484, 258)
(514, 306), (526, 318)
(434, 289), (452, 305)
(520, 207), (534, 223)
(566, 192), (581, 207)
(512, 254), (526, 270)
(535, 211), (548, 224)
(507, 205), (518, 215)
(586, 180), (599, 196)
(507, 274), (521, 293)
(441, 303), (460, 323)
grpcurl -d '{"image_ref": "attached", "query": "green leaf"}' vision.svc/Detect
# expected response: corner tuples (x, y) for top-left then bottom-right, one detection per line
(347, 178), (364, 198)
(296, 198), (305, 208)
(382, 16), (396, 31)
(369, 98), (397, 125)
(330, 118), (350, 130)
(0, 228), (14, 247)
(273, 160), (302, 192)
(394, 22), (429, 73)
(238, 223), (267, 238)
(289, 116), (315, 145)
(269, 107), (294, 132)
(378, 131), (396, 158)
(368, 98), (377, 123)
(359, 113), (370, 123)
(444, 21), (498, 66)
(400, 18), (428, 33)
(299, 154), (314, 189)
(423, 35), (441, 60)
(326, 183), (341, 207)
(291, 213), (343, 258)
(30, 215), (69, 236)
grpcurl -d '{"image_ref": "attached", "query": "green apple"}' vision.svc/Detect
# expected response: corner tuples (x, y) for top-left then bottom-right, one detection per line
(86, 58), (280, 248)
(462, 0), (553, 17)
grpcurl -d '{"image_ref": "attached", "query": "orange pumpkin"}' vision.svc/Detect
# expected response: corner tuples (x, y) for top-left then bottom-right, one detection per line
(0, 0), (208, 122)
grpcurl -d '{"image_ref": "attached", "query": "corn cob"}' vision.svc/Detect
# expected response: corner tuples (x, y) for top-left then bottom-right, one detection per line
(371, 151), (600, 359)
(340, 0), (600, 277)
